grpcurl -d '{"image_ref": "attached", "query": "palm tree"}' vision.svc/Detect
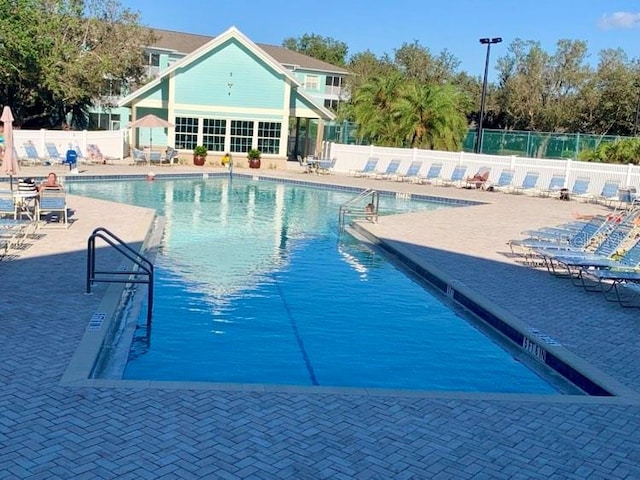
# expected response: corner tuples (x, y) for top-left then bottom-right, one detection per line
(392, 81), (469, 150)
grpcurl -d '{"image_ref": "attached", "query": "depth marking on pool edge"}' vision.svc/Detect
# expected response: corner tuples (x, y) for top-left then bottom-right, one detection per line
(88, 312), (107, 331)
(527, 327), (562, 346)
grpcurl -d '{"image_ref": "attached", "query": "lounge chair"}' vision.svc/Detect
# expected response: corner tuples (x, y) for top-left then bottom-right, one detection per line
(508, 215), (607, 263)
(534, 219), (635, 277)
(464, 167), (491, 189)
(373, 159), (401, 180)
(87, 144), (105, 164)
(565, 176), (591, 202)
(349, 157), (379, 177)
(512, 172), (540, 195)
(441, 165), (468, 187)
(490, 169), (516, 192)
(38, 189), (68, 227)
(593, 180), (621, 206)
(536, 173), (566, 197)
(396, 161), (423, 183)
(0, 190), (17, 219)
(419, 163), (443, 185)
(21, 142), (42, 166)
(44, 143), (65, 165)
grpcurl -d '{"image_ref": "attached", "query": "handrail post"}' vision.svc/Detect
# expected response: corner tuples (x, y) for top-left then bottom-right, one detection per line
(87, 226), (154, 329)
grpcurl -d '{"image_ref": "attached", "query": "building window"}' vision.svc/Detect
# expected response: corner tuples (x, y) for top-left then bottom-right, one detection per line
(257, 122), (281, 154)
(230, 120), (254, 153)
(325, 76), (343, 87)
(324, 99), (339, 110)
(304, 75), (319, 90)
(88, 113), (120, 131)
(143, 52), (160, 66)
(203, 119), (226, 152)
(175, 117), (199, 150)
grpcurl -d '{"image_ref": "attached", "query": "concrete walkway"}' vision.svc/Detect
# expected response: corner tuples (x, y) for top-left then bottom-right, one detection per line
(1, 162), (639, 479)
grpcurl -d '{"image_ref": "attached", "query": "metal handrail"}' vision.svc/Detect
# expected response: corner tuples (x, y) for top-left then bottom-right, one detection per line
(86, 227), (154, 329)
(339, 189), (379, 229)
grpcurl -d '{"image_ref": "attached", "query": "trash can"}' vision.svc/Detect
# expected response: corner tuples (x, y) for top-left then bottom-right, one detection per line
(66, 149), (78, 173)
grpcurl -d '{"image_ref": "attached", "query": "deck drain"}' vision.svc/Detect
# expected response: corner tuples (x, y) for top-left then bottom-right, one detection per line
(88, 312), (107, 331)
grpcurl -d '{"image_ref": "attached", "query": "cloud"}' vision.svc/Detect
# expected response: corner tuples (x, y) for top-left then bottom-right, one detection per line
(598, 11), (640, 30)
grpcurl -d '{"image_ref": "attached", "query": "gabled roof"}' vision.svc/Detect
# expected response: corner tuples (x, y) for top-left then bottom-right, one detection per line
(119, 26), (335, 120)
(149, 28), (350, 75)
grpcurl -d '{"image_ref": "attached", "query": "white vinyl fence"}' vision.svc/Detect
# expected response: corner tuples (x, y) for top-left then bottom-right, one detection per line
(11, 129), (127, 161)
(324, 143), (640, 197)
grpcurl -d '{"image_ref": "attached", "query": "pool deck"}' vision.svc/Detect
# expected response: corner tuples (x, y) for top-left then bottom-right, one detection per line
(2, 162), (640, 479)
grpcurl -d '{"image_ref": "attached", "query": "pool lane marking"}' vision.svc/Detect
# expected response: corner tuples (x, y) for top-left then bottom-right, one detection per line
(274, 280), (319, 386)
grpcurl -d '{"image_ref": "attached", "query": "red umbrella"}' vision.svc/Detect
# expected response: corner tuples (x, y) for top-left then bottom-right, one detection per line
(1, 106), (19, 190)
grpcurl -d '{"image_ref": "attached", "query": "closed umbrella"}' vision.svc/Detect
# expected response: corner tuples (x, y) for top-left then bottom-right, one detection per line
(129, 114), (174, 165)
(1, 106), (19, 190)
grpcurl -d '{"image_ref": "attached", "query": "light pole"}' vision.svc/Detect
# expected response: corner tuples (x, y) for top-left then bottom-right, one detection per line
(475, 37), (502, 154)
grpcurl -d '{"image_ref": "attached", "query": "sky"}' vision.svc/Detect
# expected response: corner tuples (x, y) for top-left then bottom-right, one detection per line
(121, 0), (640, 78)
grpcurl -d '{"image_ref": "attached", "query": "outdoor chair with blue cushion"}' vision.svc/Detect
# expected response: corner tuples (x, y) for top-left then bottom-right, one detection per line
(317, 158), (336, 175)
(508, 215), (606, 263)
(419, 163), (443, 185)
(567, 176), (592, 201)
(512, 171), (540, 195)
(593, 180), (621, 206)
(441, 165), (468, 187)
(132, 148), (148, 165)
(38, 189), (68, 227)
(0, 190), (17, 220)
(349, 157), (379, 177)
(373, 159), (401, 180)
(534, 220), (634, 277)
(397, 161), (423, 182)
(149, 151), (163, 164)
(490, 169), (516, 192)
(536, 173), (565, 197)
(164, 147), (179, 164)
(44, 143), (65, 165)
(21, 142), (42, 166)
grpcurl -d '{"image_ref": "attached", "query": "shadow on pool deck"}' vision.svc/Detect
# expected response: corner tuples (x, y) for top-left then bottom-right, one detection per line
(1, 167), (640, 478)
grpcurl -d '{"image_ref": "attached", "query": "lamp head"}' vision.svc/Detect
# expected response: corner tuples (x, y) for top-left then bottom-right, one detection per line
(479, 37), (503, 44)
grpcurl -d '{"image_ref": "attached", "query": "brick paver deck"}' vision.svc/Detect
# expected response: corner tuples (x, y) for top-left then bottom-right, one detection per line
(1, 163), (639, 479)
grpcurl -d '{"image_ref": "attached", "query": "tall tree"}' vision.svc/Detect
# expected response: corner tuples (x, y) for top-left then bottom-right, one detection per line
(282, 33), (348, 66)
(394, 41), (460, 84)
(496, 38), (589, 132)
(0, 0), (154, 128)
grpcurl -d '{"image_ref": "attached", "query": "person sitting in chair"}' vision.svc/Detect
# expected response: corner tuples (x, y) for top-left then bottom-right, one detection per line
(466, 169), (490, 189)
(38, 172), (63, 192)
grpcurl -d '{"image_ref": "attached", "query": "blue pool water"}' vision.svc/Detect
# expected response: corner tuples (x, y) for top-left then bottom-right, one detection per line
(70, 176), (557, 394)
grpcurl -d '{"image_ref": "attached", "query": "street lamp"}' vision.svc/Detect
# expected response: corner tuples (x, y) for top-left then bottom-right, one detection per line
(475, 37), (502, 154)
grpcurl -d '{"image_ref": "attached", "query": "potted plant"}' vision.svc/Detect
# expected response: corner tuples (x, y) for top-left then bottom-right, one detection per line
(193, 145), (207, 166)
(247, 148), (261, 169)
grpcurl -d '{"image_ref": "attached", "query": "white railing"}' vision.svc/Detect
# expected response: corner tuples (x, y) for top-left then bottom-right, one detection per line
(13, 129), (127, 160)
(324, 142), (640, 196)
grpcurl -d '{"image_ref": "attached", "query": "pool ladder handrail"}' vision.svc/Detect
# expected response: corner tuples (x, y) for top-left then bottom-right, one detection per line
(86, 227), (154, 329)
(339, 189), (379, 229)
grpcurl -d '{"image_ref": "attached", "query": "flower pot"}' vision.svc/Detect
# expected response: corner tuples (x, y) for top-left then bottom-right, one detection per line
(193, 155), (206, 166)
(249, 157), (261, 169)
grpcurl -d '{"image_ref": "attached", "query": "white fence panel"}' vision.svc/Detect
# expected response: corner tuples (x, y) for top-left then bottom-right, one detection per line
(12, 129), (126, 161)
(327, 142), (640, 197)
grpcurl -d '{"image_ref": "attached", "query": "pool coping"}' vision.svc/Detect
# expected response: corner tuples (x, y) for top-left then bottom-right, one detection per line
(59, 173), (638, 401)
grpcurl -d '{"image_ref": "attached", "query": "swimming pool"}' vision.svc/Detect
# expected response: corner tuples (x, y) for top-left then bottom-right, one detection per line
(70, 176), (560, 394)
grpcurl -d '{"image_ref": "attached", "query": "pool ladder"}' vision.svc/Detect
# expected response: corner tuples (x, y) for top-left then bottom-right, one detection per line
(86, 227), (154, 328)
(338, 189), (379, 230)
